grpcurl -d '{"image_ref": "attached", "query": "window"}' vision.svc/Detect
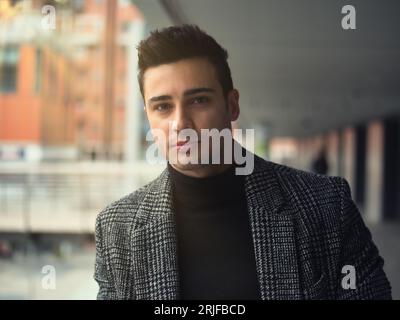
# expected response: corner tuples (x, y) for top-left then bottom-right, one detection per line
(35, 48), (42, 94)
(0, 46), (19, 93)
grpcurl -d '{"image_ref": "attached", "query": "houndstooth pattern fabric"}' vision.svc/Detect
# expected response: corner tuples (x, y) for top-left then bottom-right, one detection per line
(94, 152), (392, 300)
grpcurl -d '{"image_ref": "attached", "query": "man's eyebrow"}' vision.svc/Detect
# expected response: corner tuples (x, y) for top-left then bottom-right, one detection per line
(147, 87), (214, 104)
(148, 95), (172, 103)
(183, 87), (215, 96)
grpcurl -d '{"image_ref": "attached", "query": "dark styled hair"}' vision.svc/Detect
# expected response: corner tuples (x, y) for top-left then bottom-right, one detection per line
(137, 24), (233, 99)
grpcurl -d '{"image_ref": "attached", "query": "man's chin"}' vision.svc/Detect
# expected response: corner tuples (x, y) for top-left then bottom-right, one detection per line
(169, 161), (202, 172)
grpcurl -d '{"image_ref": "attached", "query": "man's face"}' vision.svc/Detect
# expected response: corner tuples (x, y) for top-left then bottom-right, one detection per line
(143, 57), (239, 172)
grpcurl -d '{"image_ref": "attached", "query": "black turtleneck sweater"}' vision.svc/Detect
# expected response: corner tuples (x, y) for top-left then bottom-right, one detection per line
(168, 163), (260, 300)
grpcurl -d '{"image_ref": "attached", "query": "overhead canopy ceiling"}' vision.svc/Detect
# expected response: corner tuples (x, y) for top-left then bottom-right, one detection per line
(133, 0), (400, 137)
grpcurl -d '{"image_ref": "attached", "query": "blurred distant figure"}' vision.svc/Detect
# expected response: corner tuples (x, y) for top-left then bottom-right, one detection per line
(18, 147), (25, 160)
(311, 147), (329, 175)
(90, 149), (97, 161)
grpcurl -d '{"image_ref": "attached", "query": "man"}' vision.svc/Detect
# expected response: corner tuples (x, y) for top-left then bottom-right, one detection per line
(94, 25), (391, 300)
(311, 146), (329, 175)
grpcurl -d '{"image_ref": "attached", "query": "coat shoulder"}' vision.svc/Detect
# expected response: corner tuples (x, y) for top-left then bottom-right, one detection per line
(95, 170), (166, 232)
(262, 157), (347, 199)
(255, 157), (350, 225)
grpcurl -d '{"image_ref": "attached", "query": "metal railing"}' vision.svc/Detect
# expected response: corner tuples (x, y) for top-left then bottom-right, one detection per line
(0, 161), (164, 233)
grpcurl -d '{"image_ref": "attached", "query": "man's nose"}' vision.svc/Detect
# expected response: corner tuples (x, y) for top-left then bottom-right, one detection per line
(174, 105), (192, 132)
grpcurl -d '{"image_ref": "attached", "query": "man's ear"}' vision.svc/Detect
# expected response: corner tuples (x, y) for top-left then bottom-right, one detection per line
(227, 89), (240, 122)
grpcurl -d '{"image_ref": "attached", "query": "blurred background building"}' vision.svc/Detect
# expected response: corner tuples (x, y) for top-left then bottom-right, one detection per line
(0, 0), (146, 162)
(0, 0), (399, 299)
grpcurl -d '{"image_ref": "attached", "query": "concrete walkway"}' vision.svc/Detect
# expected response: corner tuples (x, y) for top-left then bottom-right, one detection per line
(367, 222), (400, 300)
(0, 222), (398, 300)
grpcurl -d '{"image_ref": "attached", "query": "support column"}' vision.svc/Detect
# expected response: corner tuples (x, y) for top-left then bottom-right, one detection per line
(124, 20), (145, 162)
(365, 120), (384, 223)
(327, 131), (339, 176)
(342, 127), (356, 194)
(355, 124), (367, 208)
(383, 116), (400, 220)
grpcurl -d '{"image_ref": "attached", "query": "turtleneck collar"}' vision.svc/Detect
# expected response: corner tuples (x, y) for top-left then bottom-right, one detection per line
(167, 162), (246, 210)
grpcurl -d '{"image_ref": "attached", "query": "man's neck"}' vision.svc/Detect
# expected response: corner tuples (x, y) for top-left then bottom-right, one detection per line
(169, 163), (234, 178)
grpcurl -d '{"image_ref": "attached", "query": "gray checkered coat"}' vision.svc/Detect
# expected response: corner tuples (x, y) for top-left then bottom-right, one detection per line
(94, 153), (392, 300)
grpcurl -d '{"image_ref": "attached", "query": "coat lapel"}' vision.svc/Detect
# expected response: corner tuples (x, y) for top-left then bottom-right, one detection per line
(244, 156), (301, 299)
(130, 169), (180, 300)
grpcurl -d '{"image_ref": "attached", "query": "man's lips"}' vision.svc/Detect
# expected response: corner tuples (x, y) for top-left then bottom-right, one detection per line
(170, 140), (199, 149)
(176, 141), (188, 147)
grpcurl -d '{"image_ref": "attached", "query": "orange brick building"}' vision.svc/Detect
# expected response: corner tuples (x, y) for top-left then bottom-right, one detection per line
(0, 0), (143, 161)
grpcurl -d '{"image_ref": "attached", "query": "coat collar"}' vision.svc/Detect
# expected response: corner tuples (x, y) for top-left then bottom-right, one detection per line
(130, 153), (301, 299)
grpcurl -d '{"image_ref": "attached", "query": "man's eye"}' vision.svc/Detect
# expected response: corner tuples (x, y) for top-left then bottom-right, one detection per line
(190, 96), (209, 105)
(155, 104), (171, 112)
